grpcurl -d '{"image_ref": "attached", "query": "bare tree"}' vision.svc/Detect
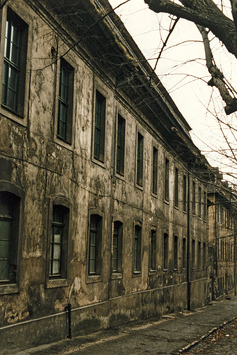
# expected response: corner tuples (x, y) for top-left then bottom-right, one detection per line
(144, 0), (237, 114)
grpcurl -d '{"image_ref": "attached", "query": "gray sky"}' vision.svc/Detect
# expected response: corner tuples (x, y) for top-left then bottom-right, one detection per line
(109, 0), (237, 182)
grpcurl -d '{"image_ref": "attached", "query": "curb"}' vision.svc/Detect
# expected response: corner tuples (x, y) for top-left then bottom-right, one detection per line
(178, 315), (237, 353)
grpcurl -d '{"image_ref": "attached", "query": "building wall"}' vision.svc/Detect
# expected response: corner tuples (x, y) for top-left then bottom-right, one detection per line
(0, 0), (209, 350)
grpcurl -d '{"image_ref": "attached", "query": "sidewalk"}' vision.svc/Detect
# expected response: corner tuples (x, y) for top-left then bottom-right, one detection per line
(13, 296), (237, 355)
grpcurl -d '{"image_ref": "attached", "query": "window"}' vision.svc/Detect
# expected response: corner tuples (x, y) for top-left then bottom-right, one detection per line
(182, 238), (186, 269)
(136, 133), (143, 186)
(173, 235), (178, 270)
(197, 241), (201, 269)
(152, 147), (158, 194)
(198, 187), (202, 218)
(50, 205), (69, 278)
(116, 115), (125, 175)
(203, 242), (206, 268)
(192, 239), (195, 269)
(165, 159), (169, 201)
(163, 233), (168, 270)
(134, 225), (142, 272)
(150, 230), (156, 271)
(204, 191), (207, 220)
(174, 168), (179, 207)
(57, 59), (74, 143)
(0, 191), (20, 283)
(192, 182), (196, 214)
(89, 214), (102, 275)
(183, 175), (187, 212)
(94, 91), (106, 162)
(2, 9), (28, 116)
(112, 221), (123, 273)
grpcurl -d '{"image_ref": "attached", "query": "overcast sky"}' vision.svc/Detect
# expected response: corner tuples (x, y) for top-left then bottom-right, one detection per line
(109, 0), (237, 182)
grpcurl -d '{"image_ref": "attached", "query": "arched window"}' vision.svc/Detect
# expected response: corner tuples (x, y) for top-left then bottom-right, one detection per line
(0, 191), (20, 283)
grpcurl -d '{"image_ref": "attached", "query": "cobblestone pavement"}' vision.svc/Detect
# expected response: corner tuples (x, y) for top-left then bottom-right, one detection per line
(12, 296), (237, 355)
(185, 317), (237, 354)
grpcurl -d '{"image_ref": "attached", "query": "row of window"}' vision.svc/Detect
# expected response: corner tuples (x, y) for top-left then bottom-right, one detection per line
(0, 189), (207, 285)
(218, 239), (234, 261)
(2, 9), (208, 217)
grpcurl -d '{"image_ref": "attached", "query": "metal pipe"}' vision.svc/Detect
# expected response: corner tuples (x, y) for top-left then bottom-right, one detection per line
(66, 303), (72, 339)
(187, 171), (191, 310)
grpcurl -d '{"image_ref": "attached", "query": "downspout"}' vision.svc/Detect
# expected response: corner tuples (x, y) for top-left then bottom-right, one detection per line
(234, 217), (236, 296)
(108, 87), (117, 300)
(187, 171), (191, 310)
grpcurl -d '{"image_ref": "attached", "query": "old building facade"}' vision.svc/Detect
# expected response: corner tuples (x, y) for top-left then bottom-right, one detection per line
(207, 171), (237, 301)
(0, 0), (212, 351)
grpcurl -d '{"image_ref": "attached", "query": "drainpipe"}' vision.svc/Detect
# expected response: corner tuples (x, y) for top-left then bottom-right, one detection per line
(108, 88), (117, 300)
(66, 303), (72, 339)
(234, 218), (237, 296)
(187, 171), (191, 310)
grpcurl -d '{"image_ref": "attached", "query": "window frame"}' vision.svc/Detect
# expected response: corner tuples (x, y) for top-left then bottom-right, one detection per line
(150, 229), (156, 272)
(163, 233), (168, 270)
(88, 213), (103, 278)
(93, 90), (106, 163)
(112, 221), (123, 274)
(116, 115), (125, 176)
(136, 132), (144, 187)
(133, 223), (142, 274)
(56, 58), (74, 144)
(183, 175), (187, 212)
(0, 6), (30, 125)
(174, 167), (179, 207)
(173, 235), (178, 270)
(164, 158), (169, 201)
(0, 181), (24, 295)
(152, 146), (158, 195)
(46, 198), (70, 289)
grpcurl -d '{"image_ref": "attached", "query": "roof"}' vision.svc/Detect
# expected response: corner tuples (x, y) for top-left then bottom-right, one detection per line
(28, 0), (211, 174)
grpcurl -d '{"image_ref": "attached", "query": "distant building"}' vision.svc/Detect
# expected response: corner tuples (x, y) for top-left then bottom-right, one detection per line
(207, 170), (237, 301)
(0, 0), (228, 351)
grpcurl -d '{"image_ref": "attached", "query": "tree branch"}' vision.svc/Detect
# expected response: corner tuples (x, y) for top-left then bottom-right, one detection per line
(144, 0), (237, 58)
(198, 25), (237, 114)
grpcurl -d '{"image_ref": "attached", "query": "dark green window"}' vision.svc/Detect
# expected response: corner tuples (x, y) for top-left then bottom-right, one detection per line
(89, 214), (102, 275)
(152, 147), (158, 194)
(94, 91), (106, 161)
(183, 175), (187, 212)
(0, 191), (20, 283)
(57, 59), (74, 143)
(182, 238), (186, 269)
(174, 168), (179, 207)
(2, 9), (28, 115)
(174, 235), (178, 270)
(50, 205), (69, 278)
(163, 233), (168, 269)
(136, 133), (143, 186)
(134, 225), (141, 272)
(165, 159), (169, 201)
(116, 115), (125, 175)
(112, 221), (123, 273)
(150, 230), (156, 271)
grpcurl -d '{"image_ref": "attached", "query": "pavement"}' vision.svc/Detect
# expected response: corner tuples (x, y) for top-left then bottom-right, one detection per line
(10, 296), (237, 355)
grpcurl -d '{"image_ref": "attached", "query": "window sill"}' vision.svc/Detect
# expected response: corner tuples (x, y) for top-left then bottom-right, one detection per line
(92, 157), (106, 169)
(111, 272), (122, 280)
(86, 274), (101, 283)
(164, 199), (169, 205)
(149, 269), (156, 276)
(46, 278), (68, 289)
(135, 183), (143, 191)
(0, 283), (19, 295)
(54, 136), (73, 151)
(133, 271), (141, 277)
(0, 104), (27, 127)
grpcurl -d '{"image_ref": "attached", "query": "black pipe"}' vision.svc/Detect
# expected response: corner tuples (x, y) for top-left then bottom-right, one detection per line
(66, 303), (72, 339)
(187, 172), (191, 310)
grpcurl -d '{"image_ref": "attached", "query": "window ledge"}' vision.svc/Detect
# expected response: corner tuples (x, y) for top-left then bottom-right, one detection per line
(111, 272), (122, 280)
(132, 271), (141, 277)
(0, 283), (19, 295)
(86, 275), (101, 283)
(46, 278), (68, 289)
